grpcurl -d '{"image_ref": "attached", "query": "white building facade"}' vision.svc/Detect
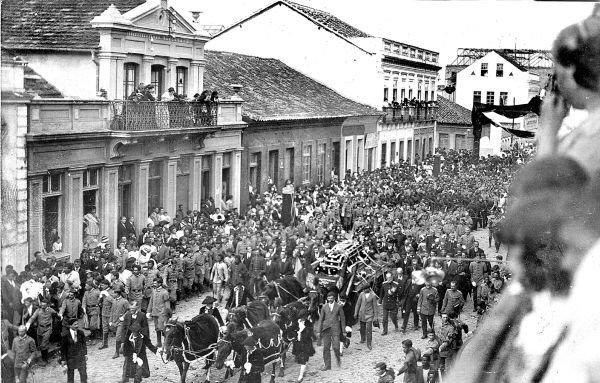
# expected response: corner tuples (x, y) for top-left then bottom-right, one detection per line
(207, 0), (439, 170)
(454, 50), (539, 155)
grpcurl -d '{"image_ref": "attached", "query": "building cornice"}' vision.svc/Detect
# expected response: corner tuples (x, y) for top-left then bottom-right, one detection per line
(382, 56), (442, 72)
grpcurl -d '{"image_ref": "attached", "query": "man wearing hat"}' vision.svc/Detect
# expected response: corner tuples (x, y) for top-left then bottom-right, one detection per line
(317, 291), (345, 370)
(60, 318), (88, 383)
(375, 362), (395, 383)
(199, 296), (225, 326)
(126, 265), (145, 306)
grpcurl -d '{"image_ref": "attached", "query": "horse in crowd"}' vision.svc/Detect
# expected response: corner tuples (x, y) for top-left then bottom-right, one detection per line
(215, 320), (284, 383)
(260, 276), (306, 308)
(162, 313), (221, 383)
(226, 300), (270, 333)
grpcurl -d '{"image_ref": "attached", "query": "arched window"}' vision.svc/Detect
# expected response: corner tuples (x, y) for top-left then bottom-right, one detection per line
(123, 63), (139, 99)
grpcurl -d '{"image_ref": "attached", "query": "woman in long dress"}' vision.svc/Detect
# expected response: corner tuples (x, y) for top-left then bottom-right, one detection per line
(83, 208), (100, 242)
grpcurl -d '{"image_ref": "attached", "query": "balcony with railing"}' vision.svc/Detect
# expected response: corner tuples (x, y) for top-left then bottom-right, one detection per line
(28, 99), (244, 135)
(110, 101), (217, 131)
(382, 105), (437, 123)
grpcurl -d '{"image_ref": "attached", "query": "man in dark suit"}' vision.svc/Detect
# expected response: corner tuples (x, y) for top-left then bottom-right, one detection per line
(1, 269), (22, 324)
(226, 282), (253, 309)
(117, 216), (129, 242)
(379, 272), (400, 336)
(279, 253), (294, 278)
(126, 217), (137, 238)
(264, 253), (281, 282)
(400, 278), (421, 334)
(440, 253), (459, 314)
(60, 318), (88, 383)
(317, 291), (345, 370)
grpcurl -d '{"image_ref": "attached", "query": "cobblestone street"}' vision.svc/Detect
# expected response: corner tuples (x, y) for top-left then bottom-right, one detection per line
(29, 230), (505, 383)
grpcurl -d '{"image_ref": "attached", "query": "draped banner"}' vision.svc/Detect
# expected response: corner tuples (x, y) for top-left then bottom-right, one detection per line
(472, 96), (542, 140)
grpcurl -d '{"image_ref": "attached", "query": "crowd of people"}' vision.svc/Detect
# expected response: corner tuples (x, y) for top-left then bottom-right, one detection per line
(1, 145), (528, 383)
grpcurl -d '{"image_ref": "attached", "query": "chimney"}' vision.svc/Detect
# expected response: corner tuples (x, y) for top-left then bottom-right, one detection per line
(160, 0), (168, 10)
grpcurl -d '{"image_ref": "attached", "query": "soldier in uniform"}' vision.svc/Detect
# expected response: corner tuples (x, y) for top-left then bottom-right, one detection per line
(437, 313), (455, 376)
(26, 299), (56, 365)
(106, 288), (130, 359)
(141, 264), (158, 312)
(182, 251), (196, 301)
(126, 265), (145, 307)
(379, 271), (400, 335)
(417, 280), (438, 339)
(441, 281), (465, 316)
(145, 278), (170, 348)
(164, 258), (179, 312)
(194, 249), (207, 294)
(81, 282), (101, 343)
(98, 281), (112, 350)
(59, 289), (82, 336)
(11, 325), (36, 383)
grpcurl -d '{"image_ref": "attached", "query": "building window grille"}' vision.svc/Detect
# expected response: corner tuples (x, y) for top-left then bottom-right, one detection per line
(481, 63), (488, 77)
(496, 63), (504, 77)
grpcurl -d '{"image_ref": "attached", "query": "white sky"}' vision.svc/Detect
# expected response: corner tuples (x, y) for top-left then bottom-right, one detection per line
(177, 0), (596, 70)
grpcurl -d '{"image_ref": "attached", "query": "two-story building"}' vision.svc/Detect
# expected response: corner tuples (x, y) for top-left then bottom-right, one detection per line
(203, 50), (380, 210)
(446, 48), (552, 155)
(1, 0), (245, 264)
(206, 0), (439, 171)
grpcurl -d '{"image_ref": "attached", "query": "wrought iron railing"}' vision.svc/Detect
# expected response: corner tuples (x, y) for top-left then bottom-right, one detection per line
(382, 106), (437, 123)
(110, 101), (217, 131)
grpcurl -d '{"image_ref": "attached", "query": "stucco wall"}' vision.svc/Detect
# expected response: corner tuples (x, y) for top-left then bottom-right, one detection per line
(455, 51), (530, 111)
(207, 4), (381, 108)
(1, 103), (29, 271)
(21, 52), (97, 98)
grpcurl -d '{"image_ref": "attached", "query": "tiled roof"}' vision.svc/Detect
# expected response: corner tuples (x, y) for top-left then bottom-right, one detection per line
(204, 50), (379, 122)
(24, 66), (63, 98)
(436, 96), (472, 125)
(284, 1), (372, 39)
(1, 0), (145, 50)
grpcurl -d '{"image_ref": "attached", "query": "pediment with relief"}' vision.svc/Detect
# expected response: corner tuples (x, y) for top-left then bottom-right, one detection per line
(129, 7), (196, 35)
(93, 0), (200, 37)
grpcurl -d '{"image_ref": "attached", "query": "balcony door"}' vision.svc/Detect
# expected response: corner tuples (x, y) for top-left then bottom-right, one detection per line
(151, 65), (165, 100)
